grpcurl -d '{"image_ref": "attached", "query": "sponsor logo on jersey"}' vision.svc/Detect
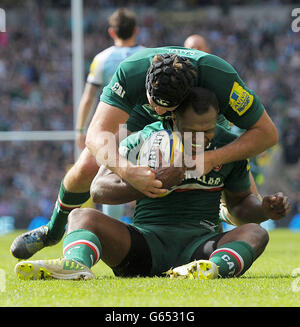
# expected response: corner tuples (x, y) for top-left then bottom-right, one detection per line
(229, 82), (254, 116)
(111, 82), (125, 98)
(168, 48), (196, 56)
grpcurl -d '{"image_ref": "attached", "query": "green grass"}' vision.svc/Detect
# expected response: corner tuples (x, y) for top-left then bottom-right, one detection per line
(1, 229), (300, 307)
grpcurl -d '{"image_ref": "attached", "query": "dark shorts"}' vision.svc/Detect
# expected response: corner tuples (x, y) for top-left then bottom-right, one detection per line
(112, 224), (227, 277)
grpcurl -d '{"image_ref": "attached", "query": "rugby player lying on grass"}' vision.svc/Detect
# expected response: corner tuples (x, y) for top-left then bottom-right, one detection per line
(15, 88), (290, 280)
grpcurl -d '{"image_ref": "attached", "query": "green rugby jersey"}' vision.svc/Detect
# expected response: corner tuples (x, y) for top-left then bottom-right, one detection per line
(119, 121), (251, 228)
(101, 46), (264, 131)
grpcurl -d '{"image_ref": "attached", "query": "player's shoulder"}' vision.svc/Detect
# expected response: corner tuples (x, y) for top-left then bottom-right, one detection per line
(92, 46), (117, 62)
(199, 53), (237, 74)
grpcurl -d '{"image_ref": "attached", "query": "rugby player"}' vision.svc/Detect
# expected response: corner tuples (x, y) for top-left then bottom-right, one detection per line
(184, 33), (211, 53)
(14, 87), (290, 280)
(76, 8), (143, 150)
(11, 45), (278, 260)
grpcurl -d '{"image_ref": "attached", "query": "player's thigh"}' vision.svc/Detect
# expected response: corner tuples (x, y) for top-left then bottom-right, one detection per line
(67, 208), (131, 267)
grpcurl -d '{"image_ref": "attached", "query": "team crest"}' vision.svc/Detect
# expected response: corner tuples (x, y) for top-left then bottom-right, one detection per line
(229, 82), (253, 116)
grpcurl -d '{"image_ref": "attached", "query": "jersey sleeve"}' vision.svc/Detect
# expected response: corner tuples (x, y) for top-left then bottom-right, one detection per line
(86, 55), (104, 86)
(100, 64), (136, 114)
(199, 55), (265, 130)
(100, 55), (148, 115)
(224, 159), (251, 192)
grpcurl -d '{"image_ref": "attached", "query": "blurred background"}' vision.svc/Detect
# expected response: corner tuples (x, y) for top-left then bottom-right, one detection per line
(0, 0), (299, 232)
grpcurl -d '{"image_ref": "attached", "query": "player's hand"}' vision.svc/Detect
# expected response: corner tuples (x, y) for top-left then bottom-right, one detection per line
(76, 133), (86, 151)
(155, 149), (186, 189)
(262, 192), (291, 220)
(124, 165), (168, 198)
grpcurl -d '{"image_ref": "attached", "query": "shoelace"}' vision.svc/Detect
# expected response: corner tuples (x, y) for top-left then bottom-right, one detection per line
(44, 258), (84, 270)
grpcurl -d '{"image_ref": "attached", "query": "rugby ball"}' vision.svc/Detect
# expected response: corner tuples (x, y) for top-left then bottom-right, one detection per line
(137, 129), (183, 169)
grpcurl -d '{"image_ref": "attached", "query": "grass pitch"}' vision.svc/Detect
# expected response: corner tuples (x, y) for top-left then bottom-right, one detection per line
(1, 229), (300, 307)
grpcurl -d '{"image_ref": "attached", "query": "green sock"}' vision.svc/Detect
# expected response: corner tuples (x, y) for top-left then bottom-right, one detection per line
(63, 229), (102, 268)
(46, 180), (90, 242)
(209, 241), (255, 278)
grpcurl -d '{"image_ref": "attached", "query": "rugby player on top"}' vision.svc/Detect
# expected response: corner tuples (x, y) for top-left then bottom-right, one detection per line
(11, 45), (278, 261)
(14, 87), (290, 280)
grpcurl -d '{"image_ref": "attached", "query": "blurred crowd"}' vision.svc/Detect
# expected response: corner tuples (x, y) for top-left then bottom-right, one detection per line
(0, 1), (300, 227)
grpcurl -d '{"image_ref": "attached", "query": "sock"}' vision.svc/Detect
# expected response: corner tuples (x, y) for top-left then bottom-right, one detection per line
(63, 229), (102, 268)
(46, 180), (90, 241)
(209, 241), (255, 278)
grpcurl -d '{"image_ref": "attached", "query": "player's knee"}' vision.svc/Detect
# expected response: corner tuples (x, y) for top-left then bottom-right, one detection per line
(72, 150), (99, 181)
(246, 223), (269, 256)
(67, 208), (96, 231)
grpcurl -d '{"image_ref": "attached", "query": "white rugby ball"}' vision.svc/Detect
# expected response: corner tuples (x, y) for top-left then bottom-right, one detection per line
(137, 129), (183, 169)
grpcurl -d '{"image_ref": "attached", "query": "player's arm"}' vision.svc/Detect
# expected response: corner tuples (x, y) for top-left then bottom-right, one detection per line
(223, 189), (290, 225)
(204, 110), (278, 174)
(200, 55), (278, 174)
(221, 155), (289, 224)
(90, 166), (144, 204)
(76, 82), (100, 150)
(86, 101), (167, 198)
(85, 62), (167, 198)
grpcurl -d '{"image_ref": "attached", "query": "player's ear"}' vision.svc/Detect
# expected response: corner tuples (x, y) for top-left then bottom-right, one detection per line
(108, 27), (116, 40)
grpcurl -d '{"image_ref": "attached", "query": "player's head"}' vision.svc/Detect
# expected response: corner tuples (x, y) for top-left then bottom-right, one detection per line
(146, 54), (197, 115)
(108, 8), (137, 41)
(172, 87), (219, 150)
(184, 34), (210, 53)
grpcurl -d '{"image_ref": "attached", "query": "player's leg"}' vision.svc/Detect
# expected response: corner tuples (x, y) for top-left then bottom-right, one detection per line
(64, 208), (152, 277)
(11, 148), (99, 259)
(207, 223), (269, 278)
(63, 208), (131, 268)
(168, 223), (268, 279)
(14, 208), (130, 280)
(15, 208), (152, 280)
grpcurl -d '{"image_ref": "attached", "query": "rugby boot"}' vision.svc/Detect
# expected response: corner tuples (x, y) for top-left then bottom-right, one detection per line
(166, 260), (219, 279)
(15, 258), (95, 280)
(10, 226), (61, 259)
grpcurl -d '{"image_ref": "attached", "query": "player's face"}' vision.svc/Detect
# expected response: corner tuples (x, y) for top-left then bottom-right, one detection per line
(146, 91), (178, 115)
(174, 105), (217, 155)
